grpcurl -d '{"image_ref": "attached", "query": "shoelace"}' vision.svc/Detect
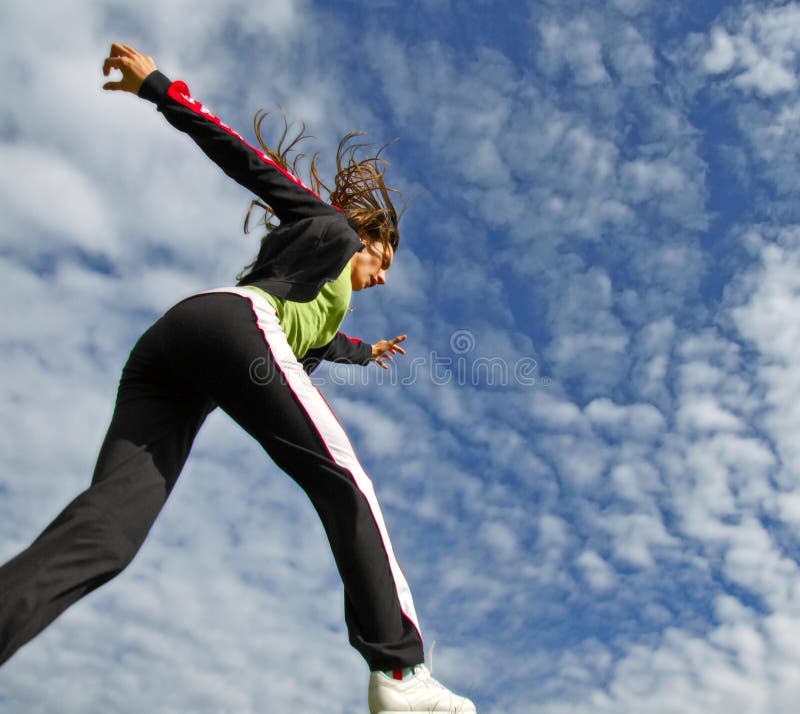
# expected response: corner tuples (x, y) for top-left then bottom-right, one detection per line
(412, 640), (443, 689)
(411, 664), (473, 713)
(413, 665), (446, 689)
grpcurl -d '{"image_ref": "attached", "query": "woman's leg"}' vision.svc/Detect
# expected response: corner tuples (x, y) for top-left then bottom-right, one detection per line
(160, 290), (425, 672)
(0, 314), (213, 665)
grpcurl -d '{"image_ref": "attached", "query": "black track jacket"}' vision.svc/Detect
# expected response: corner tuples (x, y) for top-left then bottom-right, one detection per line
(138, 70), (373, 374)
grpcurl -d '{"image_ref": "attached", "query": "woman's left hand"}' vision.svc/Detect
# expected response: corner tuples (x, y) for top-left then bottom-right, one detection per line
(102, 43), (157, 95)
(371, 335), (407, 370)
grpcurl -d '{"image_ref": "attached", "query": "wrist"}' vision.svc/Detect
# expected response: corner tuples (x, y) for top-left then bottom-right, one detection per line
(137, 69), (171, 102)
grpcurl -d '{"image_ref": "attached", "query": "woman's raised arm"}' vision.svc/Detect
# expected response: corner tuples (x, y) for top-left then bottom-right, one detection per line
(102, 43), (338, 225)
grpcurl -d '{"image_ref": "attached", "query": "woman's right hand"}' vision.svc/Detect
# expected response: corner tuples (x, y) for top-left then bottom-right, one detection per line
(371, 335), (408, 370)
(102, 43), (157, 95)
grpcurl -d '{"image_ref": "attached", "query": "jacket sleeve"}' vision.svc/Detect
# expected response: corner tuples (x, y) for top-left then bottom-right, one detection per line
(301, 332), (373, 374)
(138, 70), (338, 225)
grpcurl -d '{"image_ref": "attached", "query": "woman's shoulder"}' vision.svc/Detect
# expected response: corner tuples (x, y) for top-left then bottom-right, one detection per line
(260, 212), (360, 258)
(317, 212), (362, 248)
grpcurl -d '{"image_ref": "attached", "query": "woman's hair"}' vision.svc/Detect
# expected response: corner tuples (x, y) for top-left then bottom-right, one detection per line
(243, 108), (402, 253)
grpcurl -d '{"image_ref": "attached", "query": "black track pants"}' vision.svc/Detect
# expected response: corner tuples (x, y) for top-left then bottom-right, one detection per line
(0, 288), (424, 670)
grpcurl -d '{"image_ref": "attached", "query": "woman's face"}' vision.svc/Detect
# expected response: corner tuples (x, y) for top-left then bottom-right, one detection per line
(350, 240), (394, 291)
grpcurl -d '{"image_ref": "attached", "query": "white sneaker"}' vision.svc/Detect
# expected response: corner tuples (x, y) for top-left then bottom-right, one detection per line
(368, 664), (477, 713)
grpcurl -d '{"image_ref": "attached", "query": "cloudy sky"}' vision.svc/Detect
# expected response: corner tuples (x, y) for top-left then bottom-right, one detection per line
(2, 0), (800, 712)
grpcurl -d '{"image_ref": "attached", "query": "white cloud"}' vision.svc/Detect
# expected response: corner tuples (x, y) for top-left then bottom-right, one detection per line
(609, 458), (662, 505)
(537, 514), (572, 559)
(611, 0), (651, 16)
(480, 520), (519, 560)
(703, 27), (736, 74)
(736, 54), (796, 94)
(608, 24), (657, 86)
(526, 390), (586, 431)
(0, 145), (116, 255)
(676, 397), (744, 434)
(575, 549), (617, 591)
(331, 397), (410, 458)
(607, 511), (677, 568)
(701, 3), (800, 96)
(538, 16), (610, 86)
(722, 517), (798, 609)
(731, 228), (800, 483)
(585, 398), (665, 442)
(621, 158), (690, 202)
(543, 433), (613, 490)
(774, 490), (800, 529)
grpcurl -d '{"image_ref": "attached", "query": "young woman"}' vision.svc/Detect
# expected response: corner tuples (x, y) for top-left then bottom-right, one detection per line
(0, 44), (476, 713)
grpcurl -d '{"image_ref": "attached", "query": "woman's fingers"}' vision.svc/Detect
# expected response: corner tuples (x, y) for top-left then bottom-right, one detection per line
(109, 42), (136, 57)
(390, 335), (407, 355)
(104, 43), (143, 74)
(102, 43), (157, 94)
(102, 55), (128, 76)
(372, 335), (408, 369)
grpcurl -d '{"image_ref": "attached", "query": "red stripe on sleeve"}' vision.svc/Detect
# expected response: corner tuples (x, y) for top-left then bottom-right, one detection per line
(339, 332), (363, 345)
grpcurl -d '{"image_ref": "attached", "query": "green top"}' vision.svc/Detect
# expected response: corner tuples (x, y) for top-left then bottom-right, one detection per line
(244, 264), (353, 359)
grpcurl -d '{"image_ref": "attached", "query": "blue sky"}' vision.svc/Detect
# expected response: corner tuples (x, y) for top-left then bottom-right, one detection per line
(2, 1), (800, 712)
